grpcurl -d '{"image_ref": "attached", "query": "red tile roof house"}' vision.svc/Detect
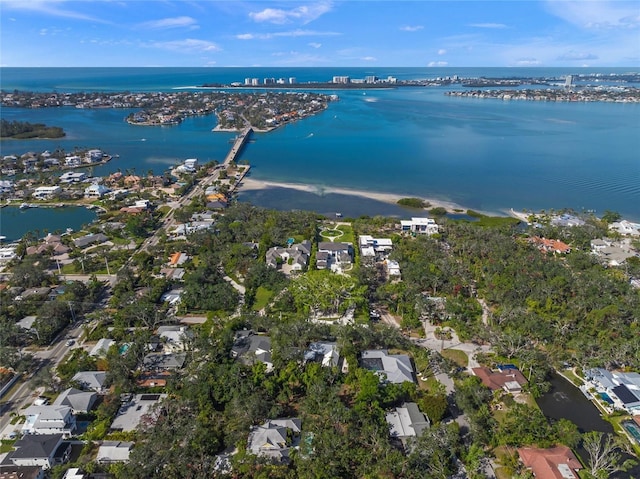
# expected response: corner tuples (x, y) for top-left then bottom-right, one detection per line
(518, 446), (583, 479)
(529, 237), (572, 254)
(472, 366), (528, 393)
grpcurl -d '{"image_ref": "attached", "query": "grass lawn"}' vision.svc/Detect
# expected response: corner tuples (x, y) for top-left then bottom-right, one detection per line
(560, 368), (583, 386)
(336, 224), (355, 244)
(0, 440), (16, 453)
(441, 349), (468, 367)
(461, 210), (521, 228)
(157, 205), (171, 215)
(252, 286), (273, 311)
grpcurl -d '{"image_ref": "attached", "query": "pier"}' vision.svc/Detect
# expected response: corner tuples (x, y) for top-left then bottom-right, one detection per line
(223, 126), (252, 166)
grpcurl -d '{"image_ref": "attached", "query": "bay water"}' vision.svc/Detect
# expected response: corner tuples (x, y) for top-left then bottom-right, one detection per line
(1, 67), (638, 240)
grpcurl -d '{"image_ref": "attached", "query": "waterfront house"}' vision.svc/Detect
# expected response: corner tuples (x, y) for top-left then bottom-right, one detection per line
(247, 418), (301, 463)
(265, 240), (311, 272)
(610, 220), (640, 236)
(64, 156), (82, 167)
(359, 235), (393, 259)
(360, 350), (416, 384)
(472, 366), (528, 394)
(5, 434), (71, 470)
(585, 368), (640, 414)
(59, 172), (87, 183)
(84, 184), (111, 199)
(517, 445), (582, 479)
(0, 179), (14, 195)
(400, 217), (439, 235)
(86, 150), (104, 163)
(32, 186), (61, 200)
(317, 242), (352, 272)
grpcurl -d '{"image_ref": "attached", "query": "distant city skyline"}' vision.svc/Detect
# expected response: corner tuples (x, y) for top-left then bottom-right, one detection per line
(1, 0), (639, 68)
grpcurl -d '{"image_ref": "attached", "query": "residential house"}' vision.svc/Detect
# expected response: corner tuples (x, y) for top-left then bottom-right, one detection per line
(360, 350), (416, 384)
(517, 446), (583, 479)
(89, 339), (115, 358)
(584, 368), (640, 414)
(110, 394), (167, 432)
(472, 366), (528, 394)
(231, 331), (273, 372)
(53, 388), (97, 414)
(160, 289), (183, 306)
(317, 242), (352, 271)
(17, 316), (37, 333)
(550, 214), (585, 227)
(386, 402), (430, 447)
(73, 233), (108, 249)
(304, 342), (341, 368)
(157, 325), (191, 351)
(59, 172), (87, 183)
(266, 240), (311, 272)
(22, 405), (76, 437)
(529, 237), (571, 254)
(384, 260), (401, 278)
(71, 371), (107, 393)
(359, 235), (393, 259)
(0, 179), (14, 196)
(86, 150), (104, 163)
(168, 252), (190, 267)
(247, 418), (301, 463)
(610, 220), (640, 236)
(62, 468), (86, 479)
(84, 184), (111, 199)
(142, 352), (186, 371)
(0, 465), (45, 479)
(400, 217), (439, 235)
(96, 441), (133, 464)
(32, 186), (61, 200)
(4, 434), (70, 470)
(590, 238), (637, 266)
(64, 156), (82, 168)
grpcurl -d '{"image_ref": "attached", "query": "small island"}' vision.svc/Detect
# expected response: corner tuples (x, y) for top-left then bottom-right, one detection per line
(0, 119), (65, 139)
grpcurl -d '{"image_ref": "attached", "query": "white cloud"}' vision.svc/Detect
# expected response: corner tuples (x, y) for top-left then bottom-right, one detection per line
(236, 29), (339, 40)
(148, 39), (221, 53)
(249, 2), (332, 25)
(308, 42), (322, 48)
(361, 56), (377, 61)
(557, 51), (599, 61)
(513, 58), (541, 66)
(545, 0), (640, 30)
(438, 49), (447, 55)
(469, 23), (507, 29)
(400, 25), (423, 32)
(139, 16), (199, 30)
(427, 61), (448, 67)
(1, 0), (108, 23)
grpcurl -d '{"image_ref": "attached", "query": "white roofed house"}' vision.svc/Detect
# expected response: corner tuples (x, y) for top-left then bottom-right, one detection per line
(84, 183), (111, 198)
(585, 368), (640, 414)
(247, 418), (302, 463)
(360, 350), (416, 385)
(89, 338), (115, 357)
(400, 217), (439, 235)
(96, 441), (133, 464)
(304, 342), (341, 368)
(359, 235), (393, 260)
(22, 405), (76, 437)
(32, 186), (61, 200)
(386, 402), (430, 449)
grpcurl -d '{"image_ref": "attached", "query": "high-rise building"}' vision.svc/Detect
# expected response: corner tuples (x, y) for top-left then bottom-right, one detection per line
(332, 76), (350, 84)
(289, 77), (297, 84)
(565, 75), (573, 88)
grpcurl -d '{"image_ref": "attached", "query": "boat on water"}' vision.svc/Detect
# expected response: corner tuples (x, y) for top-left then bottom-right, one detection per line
(19, 203), (30, 209)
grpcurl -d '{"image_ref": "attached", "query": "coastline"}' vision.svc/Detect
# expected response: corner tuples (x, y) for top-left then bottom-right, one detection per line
(238, 177), (488, 216)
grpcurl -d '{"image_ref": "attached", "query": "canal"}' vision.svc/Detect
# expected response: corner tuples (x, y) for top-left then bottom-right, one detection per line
(537, 372), (640, 478)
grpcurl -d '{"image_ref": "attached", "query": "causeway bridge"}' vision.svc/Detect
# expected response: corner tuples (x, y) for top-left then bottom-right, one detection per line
(223, 126), (252, 166)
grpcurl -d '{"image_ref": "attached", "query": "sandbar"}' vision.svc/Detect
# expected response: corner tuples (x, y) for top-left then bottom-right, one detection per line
(238, 177), (480, 215)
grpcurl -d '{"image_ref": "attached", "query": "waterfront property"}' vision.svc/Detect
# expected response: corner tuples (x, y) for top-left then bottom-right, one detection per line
(472, 366), (528, 394)
(517, 445), (583, 479)
(317, 241), (353, 272)
(584, 368), (640, 415)
(400, 217), (439, 236)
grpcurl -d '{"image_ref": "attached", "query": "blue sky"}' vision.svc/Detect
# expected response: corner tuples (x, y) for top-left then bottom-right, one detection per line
(1, 0), (638, 67)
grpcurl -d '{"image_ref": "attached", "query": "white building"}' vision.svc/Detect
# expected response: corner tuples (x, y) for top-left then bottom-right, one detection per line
(84, 183), (111, 198)
(32, 186), (61, 200)
(60, 172), (87, 183)
(400, 217), (439, 235)
(585, 368), (640, 414)
(22, 405), (76, 436)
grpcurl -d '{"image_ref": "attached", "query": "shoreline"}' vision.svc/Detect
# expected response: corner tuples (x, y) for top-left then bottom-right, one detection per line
(238, 177), (498, 216)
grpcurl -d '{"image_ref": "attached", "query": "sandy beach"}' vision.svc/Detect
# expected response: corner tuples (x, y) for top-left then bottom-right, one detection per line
(239, 177), (476, 214)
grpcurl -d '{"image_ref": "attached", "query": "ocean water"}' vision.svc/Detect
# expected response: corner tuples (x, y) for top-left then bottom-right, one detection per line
(1, 67), (639, 226)
(0, 206), (97, 242)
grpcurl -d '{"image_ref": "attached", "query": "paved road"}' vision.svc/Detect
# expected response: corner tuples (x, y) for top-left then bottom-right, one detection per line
(0, 322), (85, 436)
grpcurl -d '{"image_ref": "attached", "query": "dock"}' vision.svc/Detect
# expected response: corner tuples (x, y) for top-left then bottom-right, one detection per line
(223, 126), (252, 166)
